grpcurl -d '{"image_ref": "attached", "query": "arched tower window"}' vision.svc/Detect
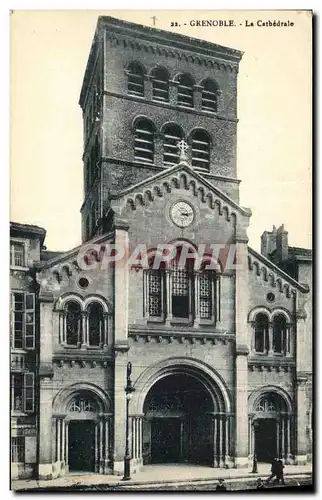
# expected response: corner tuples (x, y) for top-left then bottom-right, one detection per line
(273, 314), (287, 354)
(199, 268), (215, 320)
(152, 67), (169, 102)
(134, 119), (155, 164)
(87, 302), (104, 347)
(65, 301), (82, 346)
(177, 74), (194, 107)
(191, 130), (210, 170)
(128, 62), (145, 97)
(163, 124), (184, 166)
(201, 79), (218, 112)
(254, 313), (269, 353)
(171, 247), (194, 319)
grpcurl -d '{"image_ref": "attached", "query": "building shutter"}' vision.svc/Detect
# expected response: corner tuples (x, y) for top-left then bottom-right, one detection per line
(24, 293), (35, 349)
(24, 373), (34, 413)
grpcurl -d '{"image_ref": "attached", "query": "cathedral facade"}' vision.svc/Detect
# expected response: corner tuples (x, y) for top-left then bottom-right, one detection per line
(10, 16), (312, 480)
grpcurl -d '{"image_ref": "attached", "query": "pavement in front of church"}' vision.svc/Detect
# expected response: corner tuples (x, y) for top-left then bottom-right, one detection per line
(12, 462), (313, 491)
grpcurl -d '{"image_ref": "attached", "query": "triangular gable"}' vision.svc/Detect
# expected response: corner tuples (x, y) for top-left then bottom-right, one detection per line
(248, 246), (309, 293)
(111, 161), (251, 219)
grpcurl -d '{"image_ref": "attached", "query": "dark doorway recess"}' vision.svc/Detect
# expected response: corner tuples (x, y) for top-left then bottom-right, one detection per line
(255, 419), (277, 463)
(68, 420), (95, 472)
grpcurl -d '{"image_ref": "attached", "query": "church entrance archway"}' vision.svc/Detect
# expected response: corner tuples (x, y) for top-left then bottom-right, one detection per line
(249, 389), (293, 464)
(52, 384), (112, 475)
(68, 420), (95, 472)
(143, 373), (215, 466)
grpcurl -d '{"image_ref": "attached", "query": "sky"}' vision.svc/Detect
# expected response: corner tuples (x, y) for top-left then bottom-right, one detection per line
(10, 10), (312, 252)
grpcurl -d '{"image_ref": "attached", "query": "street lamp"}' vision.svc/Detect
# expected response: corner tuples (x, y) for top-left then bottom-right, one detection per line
(122, 361), (135, 481)
(251, 420), (259, 473)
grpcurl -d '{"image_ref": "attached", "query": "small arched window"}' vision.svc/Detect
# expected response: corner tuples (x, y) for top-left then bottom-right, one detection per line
(191, 130), (210, 170)
(152, 67), (169, 102)
(201, 79), (218, 112)
(177, 74), (194, 107)
(273, 314), (287, 354)
(163, 124), (184, 166)
(254, 313), (269, 353)
(87, 302), (104, 347)
(134, 119), (155, 163)
(65, 301), (82, 346)
(128, 62), (145, 96)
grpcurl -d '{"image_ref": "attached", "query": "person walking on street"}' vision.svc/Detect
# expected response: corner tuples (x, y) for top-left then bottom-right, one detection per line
(266, 458), (278, 484)
(216, 478), (227, 491)
(275, 459), (285, 485)
(256, 478), (265, 489)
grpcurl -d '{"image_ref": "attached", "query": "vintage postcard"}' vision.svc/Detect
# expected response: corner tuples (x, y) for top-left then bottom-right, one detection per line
(10, 10), (312, 492)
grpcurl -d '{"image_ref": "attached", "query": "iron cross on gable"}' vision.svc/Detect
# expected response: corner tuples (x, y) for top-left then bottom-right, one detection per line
(150, 15), (158, 27)
(177, 140), (189, 161)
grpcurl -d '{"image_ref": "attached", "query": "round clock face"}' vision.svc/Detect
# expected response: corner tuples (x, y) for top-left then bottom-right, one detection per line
(170, 201), (195, 228)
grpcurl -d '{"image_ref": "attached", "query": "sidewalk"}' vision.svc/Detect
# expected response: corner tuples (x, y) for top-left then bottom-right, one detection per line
(12, 463), (313, 491)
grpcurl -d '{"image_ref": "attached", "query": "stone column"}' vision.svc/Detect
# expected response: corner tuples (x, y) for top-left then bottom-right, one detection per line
(169, 80), (178, 106)
(165, 270), (173, 324)
(295, 374), (308, 464)
(218, 415), (224, 467)
(95, 422), (99, 472)
(268, 322), (274, 355)
(104, 418), (110, 472)
(144, 74), (153, 101)
(38, 294), (54, 479)
(194, 271), (200, 325)
(276, 420), (280, 458)
(286, 416), (292, 463)
(281, 416), (285, 459)
(99, 419), (104, 473)
(213, 415), (218, 468)
(193, 84), (203, 110)
(234, 238), (250, 468)
(65, 421), (69, 472)
(113, 223), (130, 474)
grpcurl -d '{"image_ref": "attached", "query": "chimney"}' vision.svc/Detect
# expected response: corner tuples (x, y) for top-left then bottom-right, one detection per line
(261, 226), (277, 257)
(276, 224), (288, 262)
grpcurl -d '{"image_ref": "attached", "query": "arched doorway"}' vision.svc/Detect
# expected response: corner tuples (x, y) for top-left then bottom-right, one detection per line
(52, 383), (112, 475)
(132, 358), (232, 468)
(143, 374), (214, 465)
(249, 389), (293, 464)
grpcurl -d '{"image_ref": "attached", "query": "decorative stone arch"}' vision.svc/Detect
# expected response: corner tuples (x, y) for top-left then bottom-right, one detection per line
(172, 71), (196, 85)
(125, 60), (147, 75)
(271, 308), (292, 323)
(84, 294), (112, 314)
(248, 306), (271, 323)
(132, 115), (156, 133)
(54, 292), (84, 312)
(131, 356), (232, 415)
(187, 127), (213, 147)
(53, 382), (112, 416)
(248, 385), (293, 415)
(197, 76), (220, 90)
(148, 64), (171, 78)
(160, 121), (185, 138)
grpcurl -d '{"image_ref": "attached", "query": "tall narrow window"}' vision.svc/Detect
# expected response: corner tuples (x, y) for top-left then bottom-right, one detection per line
(177, 74), (194, 107)
(65, 301), (82, 346)
(201, 79), (218, 112)
(199, 270), (213, 320)
(11, 437), (25, 463)
(134, 119), (154, 163)
(254, 313), (269, 353)
(152, 67), (169, 102)
(148, 270), (163, 317)
(87, 302), (104, 346)
(191, 130), (210, 170)
(163, 124), (184, 166)
(273, 314), (287, 354)
(128, 62), (145, 97)
(11, 373), (34, 412)
(11, 293), (35, 349)
(171, 261), (191, 319)
(10, 242), (25, 267)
